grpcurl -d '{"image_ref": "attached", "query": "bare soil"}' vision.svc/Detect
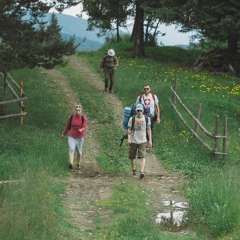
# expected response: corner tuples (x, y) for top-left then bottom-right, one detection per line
(44, 56), (190, 237)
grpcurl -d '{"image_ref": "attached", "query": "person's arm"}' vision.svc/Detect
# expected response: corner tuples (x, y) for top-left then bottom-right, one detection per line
(61, 117), (71, 138)
(155, 103), (161, 124)
(127, 117), (132, 144)
(147, 125), (152, 147)
(79, 116), (88, 133)
(97, 59), (104, 73)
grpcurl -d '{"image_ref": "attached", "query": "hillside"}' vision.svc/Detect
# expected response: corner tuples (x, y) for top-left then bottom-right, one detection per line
(44, 13), (105, 51)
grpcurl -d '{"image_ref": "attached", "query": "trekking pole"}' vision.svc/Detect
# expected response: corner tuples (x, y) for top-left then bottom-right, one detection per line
(120, 134), (128, 147)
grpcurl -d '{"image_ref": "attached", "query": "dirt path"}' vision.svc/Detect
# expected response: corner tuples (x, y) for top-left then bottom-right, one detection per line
(44, 55), (188, 236)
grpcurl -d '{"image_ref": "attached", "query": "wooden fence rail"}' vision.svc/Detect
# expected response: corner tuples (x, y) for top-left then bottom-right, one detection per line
(169, 75), (227, 159)
(0, 72), (27, 123)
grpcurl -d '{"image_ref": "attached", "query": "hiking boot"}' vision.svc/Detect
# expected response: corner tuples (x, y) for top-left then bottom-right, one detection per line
(132, 170), (137, 177)
(109, 90), (113, 93)
(69, 164), (73, 170)
(77, 164), (81, 170)
(140, 172), (145, 179)
(105, 88), (108, 91)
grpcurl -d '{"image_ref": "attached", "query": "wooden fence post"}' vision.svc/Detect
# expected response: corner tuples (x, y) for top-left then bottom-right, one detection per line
(213, 115), (219, 157)
(20, 81), (24, 124)
(4, 73), (7, 95)
(195, 102), (202, 134)
(223, 116), (227, 159)
(173, 75), (178, 105)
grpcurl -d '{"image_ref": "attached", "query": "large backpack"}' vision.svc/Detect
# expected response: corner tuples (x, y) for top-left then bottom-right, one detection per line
(122, 103), (143, 130)
(120, 105), (149, 147)
(101, 51), (117, 69)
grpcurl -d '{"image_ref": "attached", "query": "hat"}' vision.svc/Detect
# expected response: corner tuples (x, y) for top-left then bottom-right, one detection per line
(136, 104), (144, 111)
(108, 49), (115, 56)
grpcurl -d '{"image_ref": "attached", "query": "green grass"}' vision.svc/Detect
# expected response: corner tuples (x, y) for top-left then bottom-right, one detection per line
(90, 182), (201, 240)
(0, 171), (65, 240)
(77, 40), (240, 239)
(1, 38), (240, 239)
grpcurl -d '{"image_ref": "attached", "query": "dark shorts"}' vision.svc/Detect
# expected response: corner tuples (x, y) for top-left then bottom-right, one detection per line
(129, 143), (147, 159)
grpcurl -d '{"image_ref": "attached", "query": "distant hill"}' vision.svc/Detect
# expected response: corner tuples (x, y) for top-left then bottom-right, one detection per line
(44, 13), (105, 51)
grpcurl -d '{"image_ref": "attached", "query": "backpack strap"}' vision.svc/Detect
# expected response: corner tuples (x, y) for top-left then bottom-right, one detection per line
(139, 93), (155, 104)
(68, 115), (84, 131)
(131, 115), (149, 132)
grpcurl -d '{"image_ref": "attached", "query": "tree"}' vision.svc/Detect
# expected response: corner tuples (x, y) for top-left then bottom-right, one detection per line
(0, 0), (79, 73)
(133, 0), (145, 58)
(82, 0), (132, 43)
(146, 0), (240, 54)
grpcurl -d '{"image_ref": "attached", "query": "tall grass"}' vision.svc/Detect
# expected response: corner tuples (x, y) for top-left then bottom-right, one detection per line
(1, 37), (240, 239)
(0, 68), (72, 239)
(78, 39), (240, 239)
(188, 166), (240, 238)
(0, 171), (65, 240)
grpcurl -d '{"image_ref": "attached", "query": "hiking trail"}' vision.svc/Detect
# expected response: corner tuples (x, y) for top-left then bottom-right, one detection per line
(44, 55), (189, 237)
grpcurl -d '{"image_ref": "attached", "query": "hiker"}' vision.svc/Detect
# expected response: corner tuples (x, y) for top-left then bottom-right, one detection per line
(97, 49), (119, 93)
(61, 104), (88, 170)
(127, 103), (152, 179)
(136, 84), (160, 149)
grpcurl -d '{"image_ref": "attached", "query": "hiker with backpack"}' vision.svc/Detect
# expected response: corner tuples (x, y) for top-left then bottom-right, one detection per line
(61, 104), (88, 171)
(97, 49), (119, 93)
(136, 84), (160, 149)
(127, 104), (152, 179)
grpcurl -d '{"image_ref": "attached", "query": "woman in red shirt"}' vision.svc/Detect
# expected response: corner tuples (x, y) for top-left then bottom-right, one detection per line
(62, 104), (88, 170)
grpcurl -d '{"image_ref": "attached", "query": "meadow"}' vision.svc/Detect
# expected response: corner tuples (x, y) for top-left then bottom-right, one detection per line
(0, 38), (240, 239)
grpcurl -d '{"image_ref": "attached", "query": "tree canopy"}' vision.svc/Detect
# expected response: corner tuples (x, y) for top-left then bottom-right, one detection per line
(145, 0), (240, 53)
(0, 0), (79, 73)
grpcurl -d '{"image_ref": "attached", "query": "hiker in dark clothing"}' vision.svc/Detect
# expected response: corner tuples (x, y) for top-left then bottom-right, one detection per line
(97, 49), (119, 93)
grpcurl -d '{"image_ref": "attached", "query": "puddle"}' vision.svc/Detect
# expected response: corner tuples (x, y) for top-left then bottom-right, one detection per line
(156, 201), (189, 232)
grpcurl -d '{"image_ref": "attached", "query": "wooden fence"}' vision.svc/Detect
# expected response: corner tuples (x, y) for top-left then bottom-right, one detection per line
(169, 76), (227, 159)
(0, 72), (27, 124)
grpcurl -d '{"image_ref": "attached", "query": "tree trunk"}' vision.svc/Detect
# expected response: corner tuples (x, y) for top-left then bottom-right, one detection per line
(228, 34), (238, 54)
(116, 19), (120, 43)
(133, 0), (145, 58)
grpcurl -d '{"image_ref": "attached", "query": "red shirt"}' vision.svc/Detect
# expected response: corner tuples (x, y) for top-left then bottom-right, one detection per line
(63, 114), (87, 138)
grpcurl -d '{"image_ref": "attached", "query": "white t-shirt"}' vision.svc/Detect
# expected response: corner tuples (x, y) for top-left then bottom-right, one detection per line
(128, 115), (151, 144)
(136, 93), (159, 116)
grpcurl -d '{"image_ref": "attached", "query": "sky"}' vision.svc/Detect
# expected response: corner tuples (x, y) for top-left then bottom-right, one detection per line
(51, 4), (197, 46)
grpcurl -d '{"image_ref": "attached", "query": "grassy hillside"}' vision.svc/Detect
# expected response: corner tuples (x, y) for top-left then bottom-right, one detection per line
(78, 41), (240, 239)
(0, 40), (240, 239)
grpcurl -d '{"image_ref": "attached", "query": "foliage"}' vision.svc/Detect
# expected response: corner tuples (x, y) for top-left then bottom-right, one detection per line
(145, 0), (240, 53)
(82, 0), (132, 42)
(79, 41), (240, 239)
(0, 1), (79, 72)
(188, 167), (240, 238)
(0, 171), (65, 240)
(1, 37), (240, 239)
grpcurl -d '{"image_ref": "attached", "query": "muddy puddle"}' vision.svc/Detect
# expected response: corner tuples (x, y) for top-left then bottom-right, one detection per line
(156, 200), (189, 232)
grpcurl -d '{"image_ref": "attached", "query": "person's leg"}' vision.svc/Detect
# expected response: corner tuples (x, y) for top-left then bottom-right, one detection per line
(109, 71), (114, 92)
(104, 71), (110, 91)
(140, 158), (146, 173)
(138, 143), (147, 178)
(129, 143), (137, 176)
(68, 136), (75, 169)
(76, 138), (84, 169)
